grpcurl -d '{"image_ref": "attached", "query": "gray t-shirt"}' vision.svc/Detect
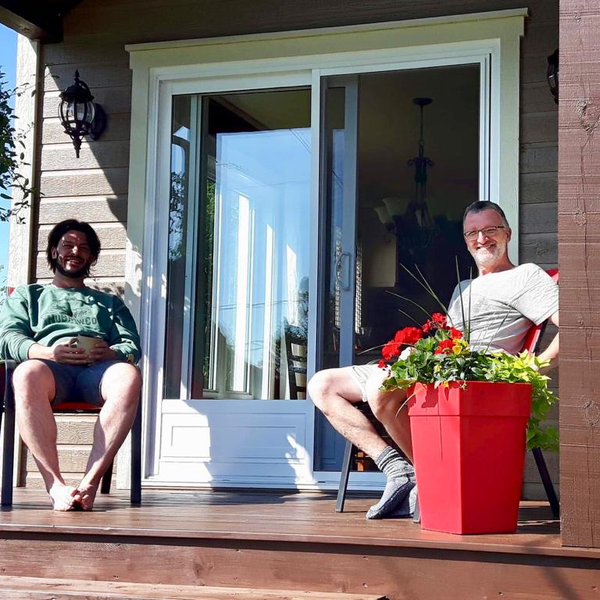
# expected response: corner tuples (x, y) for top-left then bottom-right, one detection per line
(447, 264), (558, 355)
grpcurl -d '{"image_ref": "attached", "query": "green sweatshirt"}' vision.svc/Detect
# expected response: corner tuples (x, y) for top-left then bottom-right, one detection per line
(0, 284), (141, 364)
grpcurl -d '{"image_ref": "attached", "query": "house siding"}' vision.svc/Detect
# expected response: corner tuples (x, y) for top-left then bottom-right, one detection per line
(28, 0), (558, 496)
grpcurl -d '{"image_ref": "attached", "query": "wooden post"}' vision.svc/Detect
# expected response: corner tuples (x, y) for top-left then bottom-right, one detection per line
(559, 0), (600, 547)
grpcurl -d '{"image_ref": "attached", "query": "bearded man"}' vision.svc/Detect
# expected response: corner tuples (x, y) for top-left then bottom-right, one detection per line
(307, 201), (559, 520)
(0, 219), (142, 511)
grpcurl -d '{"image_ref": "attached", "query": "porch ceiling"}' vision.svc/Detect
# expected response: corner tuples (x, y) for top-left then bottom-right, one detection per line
(0, 0), (82, 42)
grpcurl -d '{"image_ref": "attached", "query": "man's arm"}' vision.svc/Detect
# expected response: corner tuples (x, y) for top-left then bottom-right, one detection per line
(537, 311), (559, 366)
(0, 287), (90, 365)
(97, 296), (141, 364)
(0, 288), (37, 362)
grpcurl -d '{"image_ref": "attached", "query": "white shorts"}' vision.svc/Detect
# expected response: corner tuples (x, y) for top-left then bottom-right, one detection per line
(349, 363), (381, 403)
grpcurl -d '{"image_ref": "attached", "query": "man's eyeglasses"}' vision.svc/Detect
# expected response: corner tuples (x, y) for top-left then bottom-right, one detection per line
(463, 225), (506, 241)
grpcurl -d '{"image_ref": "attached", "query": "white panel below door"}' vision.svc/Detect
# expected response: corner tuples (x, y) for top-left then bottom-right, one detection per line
(156, 399), (314, 487)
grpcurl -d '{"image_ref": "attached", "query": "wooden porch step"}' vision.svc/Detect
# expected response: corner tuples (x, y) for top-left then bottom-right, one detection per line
(0, 576), (387, 600)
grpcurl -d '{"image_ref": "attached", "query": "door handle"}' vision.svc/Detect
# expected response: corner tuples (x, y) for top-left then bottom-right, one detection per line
(336, 252), (352, 291)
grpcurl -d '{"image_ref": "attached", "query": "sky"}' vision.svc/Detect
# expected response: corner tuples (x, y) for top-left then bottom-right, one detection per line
(0, 24), (17, 275)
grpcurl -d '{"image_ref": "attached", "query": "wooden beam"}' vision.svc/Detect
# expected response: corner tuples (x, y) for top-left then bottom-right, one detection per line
(0, 1), (68, 42)
(559, 0), (600, 548)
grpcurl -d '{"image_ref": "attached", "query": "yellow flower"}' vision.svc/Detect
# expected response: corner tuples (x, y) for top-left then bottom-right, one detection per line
(452, 339), (468, 355)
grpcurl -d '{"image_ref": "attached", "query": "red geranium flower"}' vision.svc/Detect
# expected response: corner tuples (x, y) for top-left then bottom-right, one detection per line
(394, 327), (423, 345)
(434, 339), (454, 355)
(449, 327), (463, 339)
(432, 313), (447, 327)
(382, 341), (402, 360)
(377, 360), (388, 369)
(402, 327), (424, 345)
(393, 330), (406, 343)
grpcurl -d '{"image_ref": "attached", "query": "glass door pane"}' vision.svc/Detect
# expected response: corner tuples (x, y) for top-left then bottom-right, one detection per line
(165, 89), (312, 401)
(316, 64), (481, 471)
(317, 77), (359, 372)
(357, 66), (479, 362)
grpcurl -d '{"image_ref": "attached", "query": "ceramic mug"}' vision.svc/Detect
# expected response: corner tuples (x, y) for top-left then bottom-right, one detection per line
(73, 335), (103, 356)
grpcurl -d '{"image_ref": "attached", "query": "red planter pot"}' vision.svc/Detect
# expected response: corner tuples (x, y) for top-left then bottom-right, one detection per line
(407, 381), (532, 535)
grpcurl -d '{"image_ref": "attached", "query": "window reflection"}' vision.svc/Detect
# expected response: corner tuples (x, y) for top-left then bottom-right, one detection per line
(166, 90), (311, 400)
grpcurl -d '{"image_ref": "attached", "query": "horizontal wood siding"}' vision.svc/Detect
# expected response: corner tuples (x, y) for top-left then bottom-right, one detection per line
(35, 0), (558, 495)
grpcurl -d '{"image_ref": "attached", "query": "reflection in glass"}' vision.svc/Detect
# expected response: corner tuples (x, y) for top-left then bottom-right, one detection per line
(165, 90), (311, 400)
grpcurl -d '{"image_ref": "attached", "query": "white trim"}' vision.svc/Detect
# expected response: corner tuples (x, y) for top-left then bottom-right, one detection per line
(304, 68), (323, 478)
(126, 10), (526, 488)
(6, 36), (40, 488)
(142, 471), (385, 492)
(8, 36), (39, 290)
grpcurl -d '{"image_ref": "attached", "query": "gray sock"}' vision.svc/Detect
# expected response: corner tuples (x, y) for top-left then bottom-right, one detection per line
(366, 447), (415, 520)
(389, 485), (418, 518)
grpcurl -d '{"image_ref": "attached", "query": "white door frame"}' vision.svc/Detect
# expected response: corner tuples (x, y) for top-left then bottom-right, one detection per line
(125, 9), (525, 488)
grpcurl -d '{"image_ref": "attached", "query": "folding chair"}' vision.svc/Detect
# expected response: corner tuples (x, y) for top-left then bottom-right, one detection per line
(336, 269), (560, 519)
(0, 359), (142, 507)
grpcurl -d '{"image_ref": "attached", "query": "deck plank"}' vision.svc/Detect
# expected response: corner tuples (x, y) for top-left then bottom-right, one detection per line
(0, 490), (573, 556)
(0, 576), (386, 600)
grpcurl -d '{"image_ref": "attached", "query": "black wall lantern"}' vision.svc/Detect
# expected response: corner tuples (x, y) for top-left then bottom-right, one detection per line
(59, 70), (106, 158)
(547, 49), (559, 105)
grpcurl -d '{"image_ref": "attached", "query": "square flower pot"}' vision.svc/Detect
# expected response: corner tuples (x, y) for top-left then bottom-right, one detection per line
(407, 381), (532, 534)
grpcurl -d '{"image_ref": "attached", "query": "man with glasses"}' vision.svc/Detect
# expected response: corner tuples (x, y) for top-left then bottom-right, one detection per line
(308, 201), (559, 520)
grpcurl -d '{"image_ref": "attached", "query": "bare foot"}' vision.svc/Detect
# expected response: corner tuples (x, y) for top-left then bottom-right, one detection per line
(76, 481), (99, 511)
(48, 484), (81, 512)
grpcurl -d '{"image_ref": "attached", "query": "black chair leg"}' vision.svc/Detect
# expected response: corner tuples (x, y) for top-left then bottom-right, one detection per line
(130, 400), (142, 505)
(100, 461), (113, 494)
(2, 363), (16, 507)
(532, 447), (560, 518)
(336, 439), (355, 512)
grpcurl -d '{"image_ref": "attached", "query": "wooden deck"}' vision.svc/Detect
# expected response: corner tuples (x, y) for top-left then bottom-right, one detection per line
(0, 489), (598, 599)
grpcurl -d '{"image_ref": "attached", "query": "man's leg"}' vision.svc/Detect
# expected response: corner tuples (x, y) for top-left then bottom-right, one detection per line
(77, 362), (142, 510)
(363, 369), (416, 519)
(308, 367), (388, 459)
(308, 366), (414, 519)
(12, 361), (80, 511)
(364, 369), (413, 463)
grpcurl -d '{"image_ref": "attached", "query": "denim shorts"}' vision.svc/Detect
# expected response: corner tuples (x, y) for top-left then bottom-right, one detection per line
(33, 359), (122, 406)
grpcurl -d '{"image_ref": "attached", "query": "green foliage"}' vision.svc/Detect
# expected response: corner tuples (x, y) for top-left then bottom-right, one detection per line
(0, 69), (33, 223)
(382, 331), (559, 452)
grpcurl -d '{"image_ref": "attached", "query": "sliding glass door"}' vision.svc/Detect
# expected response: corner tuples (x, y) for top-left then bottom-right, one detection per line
(315, 65), (481, 472)
(149, 58), (486, 486)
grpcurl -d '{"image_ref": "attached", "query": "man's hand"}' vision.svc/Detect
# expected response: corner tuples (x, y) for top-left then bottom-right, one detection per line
(29, 341), (90, 365)
(87, 340), (118, 363)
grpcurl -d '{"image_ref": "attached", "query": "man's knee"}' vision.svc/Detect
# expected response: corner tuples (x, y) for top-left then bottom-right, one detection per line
(101, 363), (142, 402)
(307, 369), (329, 407)
(307, 369), (340, 412)
(12, 360), (55, 401)
(365, 374), (404, 422)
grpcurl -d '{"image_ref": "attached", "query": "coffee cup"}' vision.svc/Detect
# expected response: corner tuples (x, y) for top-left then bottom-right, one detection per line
(74, 335), (102, 355)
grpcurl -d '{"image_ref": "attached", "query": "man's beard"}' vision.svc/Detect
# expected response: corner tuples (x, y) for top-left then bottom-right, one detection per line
(55, 261), (89, 280)
(472, 243), (506, 269)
